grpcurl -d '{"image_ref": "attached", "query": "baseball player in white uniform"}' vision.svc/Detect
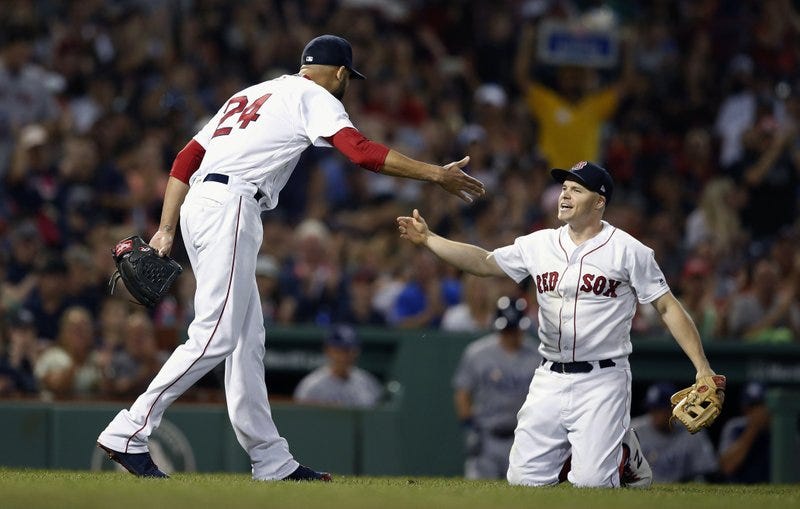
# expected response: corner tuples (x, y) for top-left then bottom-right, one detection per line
(96, 34), (485, 481)
(397, 161), (721, 488)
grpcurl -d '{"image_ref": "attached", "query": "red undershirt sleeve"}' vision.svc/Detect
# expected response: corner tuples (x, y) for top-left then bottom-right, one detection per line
(169, 139), (206, 184)
(326, 127), (389, 172)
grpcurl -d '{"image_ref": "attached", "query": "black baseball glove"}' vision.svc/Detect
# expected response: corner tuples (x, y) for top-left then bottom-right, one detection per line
(109, 235), (183, 307)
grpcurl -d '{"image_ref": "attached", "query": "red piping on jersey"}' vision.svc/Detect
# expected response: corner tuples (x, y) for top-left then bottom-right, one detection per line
(571, 227), (617, 362)
(169, 139), (206, 184)
(326, 127), (389, 172)
(556, 233), (570, 354)
(124, 197), (243, 453)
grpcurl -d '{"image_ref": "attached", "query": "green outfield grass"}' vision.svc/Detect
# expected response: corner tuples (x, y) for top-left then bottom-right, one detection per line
(1, 469), (797, 509)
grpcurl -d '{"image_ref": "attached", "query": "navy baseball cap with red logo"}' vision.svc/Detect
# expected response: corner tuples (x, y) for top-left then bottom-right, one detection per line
(551, 161), (614, 204)
(301, 35), (366, 80)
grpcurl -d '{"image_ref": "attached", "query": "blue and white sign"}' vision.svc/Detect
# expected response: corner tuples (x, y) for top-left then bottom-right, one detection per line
(537, 21), (619, 68)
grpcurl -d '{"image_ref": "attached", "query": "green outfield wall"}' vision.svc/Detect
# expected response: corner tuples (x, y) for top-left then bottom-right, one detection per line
(1, 327), (798, 482)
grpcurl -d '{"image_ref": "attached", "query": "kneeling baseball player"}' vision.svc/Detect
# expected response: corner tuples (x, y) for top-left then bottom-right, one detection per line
(398, 161), (725, 487)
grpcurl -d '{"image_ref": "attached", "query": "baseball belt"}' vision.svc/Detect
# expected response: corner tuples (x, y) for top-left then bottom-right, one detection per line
(204, 173), (265, 201)
(542, 358), (616, 374)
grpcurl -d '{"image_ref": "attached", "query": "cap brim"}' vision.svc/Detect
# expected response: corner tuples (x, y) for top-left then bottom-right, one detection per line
(550, 168), (588, 187)
(349, 68), (366, 80)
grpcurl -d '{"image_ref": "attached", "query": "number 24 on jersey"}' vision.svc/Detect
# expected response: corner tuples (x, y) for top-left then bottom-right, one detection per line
(212, 93), (271, 138)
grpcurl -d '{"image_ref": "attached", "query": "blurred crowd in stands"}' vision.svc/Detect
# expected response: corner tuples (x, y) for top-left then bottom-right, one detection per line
(1, 0), (800, 401)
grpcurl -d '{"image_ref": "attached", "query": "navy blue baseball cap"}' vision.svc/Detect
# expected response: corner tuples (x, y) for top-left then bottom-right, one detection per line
(551, 161), (614, 204)
(741, 381), (766, 406)
(325, 324), (360, 349)
(301, 35), (365, 80)
(645, 382), (677, 410)
(494, 296), (531, 331)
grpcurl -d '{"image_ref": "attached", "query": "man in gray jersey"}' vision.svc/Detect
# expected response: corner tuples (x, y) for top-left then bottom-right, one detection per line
(294, 324), (383, 408)
(453, 296), (541, 479)
(630, 382), (717, 482)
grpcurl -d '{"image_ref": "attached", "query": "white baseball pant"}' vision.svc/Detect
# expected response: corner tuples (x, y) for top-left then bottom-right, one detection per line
(507, 358), (631, 487)
(98, 177), (297, 480)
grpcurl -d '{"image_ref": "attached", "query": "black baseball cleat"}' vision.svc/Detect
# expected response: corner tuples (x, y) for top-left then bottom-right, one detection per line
(282, 464), (333, 482)
(97, 442), (169, 478)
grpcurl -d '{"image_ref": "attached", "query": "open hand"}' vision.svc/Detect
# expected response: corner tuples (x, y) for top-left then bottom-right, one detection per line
(397, 209), (430, 245)
(439, 156), (485, 203)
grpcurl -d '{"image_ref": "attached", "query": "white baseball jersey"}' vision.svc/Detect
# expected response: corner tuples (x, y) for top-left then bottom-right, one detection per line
(189, 74), (355, 210)
(98, 73), (360, 480)
(493, 221), (669, 362)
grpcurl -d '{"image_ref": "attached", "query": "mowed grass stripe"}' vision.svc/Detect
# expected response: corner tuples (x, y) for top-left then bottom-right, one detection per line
(0, 469), (797, 509)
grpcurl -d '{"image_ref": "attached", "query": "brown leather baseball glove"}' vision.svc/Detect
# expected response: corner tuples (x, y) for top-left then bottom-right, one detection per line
(670, 374), (726, 434)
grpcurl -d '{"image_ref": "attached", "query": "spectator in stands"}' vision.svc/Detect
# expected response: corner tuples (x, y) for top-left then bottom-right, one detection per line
(714, 54), (758, 171)
(96, 296), (128, 352)
(735, 109), (799, 242)
(23, 257), (73, 342)
(335, 268), (387, 326)
(293, 324), (383, 408)
(684, 177), (747, 260)
(254, 253), (284, 326)
(281, 219), (341, 325)
(718, 381), (772, 483)
(5, 123), (59, 221)
(0, 23), (60, 178)
(513, 18), (634, 169)
(1, 221), (41, 308)
(0, 308), (39, 396)
(34, 305), (101, 399)
(441, 274), (497, 332)
(100, 311), (167, 399)
(677, 258), (722, 341)
(630, 382), (718, 483)
(64, 243), (103, 316)
(727, 258), (800, 342)
(389, 249), (453, 329)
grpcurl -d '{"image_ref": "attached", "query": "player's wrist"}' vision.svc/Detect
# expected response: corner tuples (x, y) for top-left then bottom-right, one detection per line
(158, 225), (176, 236)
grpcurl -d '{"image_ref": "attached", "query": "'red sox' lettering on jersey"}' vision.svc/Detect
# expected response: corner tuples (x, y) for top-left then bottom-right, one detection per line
(535, 271), (560, 294)
(579, 273), (622, 297)
(492, 221), (669, 362)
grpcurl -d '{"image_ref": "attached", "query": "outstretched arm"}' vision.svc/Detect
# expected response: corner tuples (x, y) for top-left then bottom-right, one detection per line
(397, 209), (506, 277)
(328, 128), (485, 203)
(651, 292), (715, 379)
(382, 152), (485, 203)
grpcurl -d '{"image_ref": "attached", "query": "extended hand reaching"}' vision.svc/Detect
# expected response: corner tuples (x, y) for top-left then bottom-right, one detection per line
(439, 156), (485, 203)
(397, 209), (430, 245)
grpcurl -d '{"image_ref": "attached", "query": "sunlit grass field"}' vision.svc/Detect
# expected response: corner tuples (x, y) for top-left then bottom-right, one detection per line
(1, 469), (797, 509)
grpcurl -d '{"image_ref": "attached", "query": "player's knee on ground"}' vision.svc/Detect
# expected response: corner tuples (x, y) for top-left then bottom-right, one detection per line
(507, 466), (560, 486)
(568, 469), (617, 488)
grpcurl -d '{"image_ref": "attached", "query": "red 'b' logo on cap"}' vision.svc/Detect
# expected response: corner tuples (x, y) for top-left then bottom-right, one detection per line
(572, 161), (588, 171)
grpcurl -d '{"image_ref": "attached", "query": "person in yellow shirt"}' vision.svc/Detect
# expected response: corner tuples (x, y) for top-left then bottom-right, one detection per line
(514, 22), (635, 169)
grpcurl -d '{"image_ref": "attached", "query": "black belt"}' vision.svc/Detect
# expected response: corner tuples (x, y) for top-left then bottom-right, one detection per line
(204, 173), (264, 201)
(543, 358), (615, 373)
